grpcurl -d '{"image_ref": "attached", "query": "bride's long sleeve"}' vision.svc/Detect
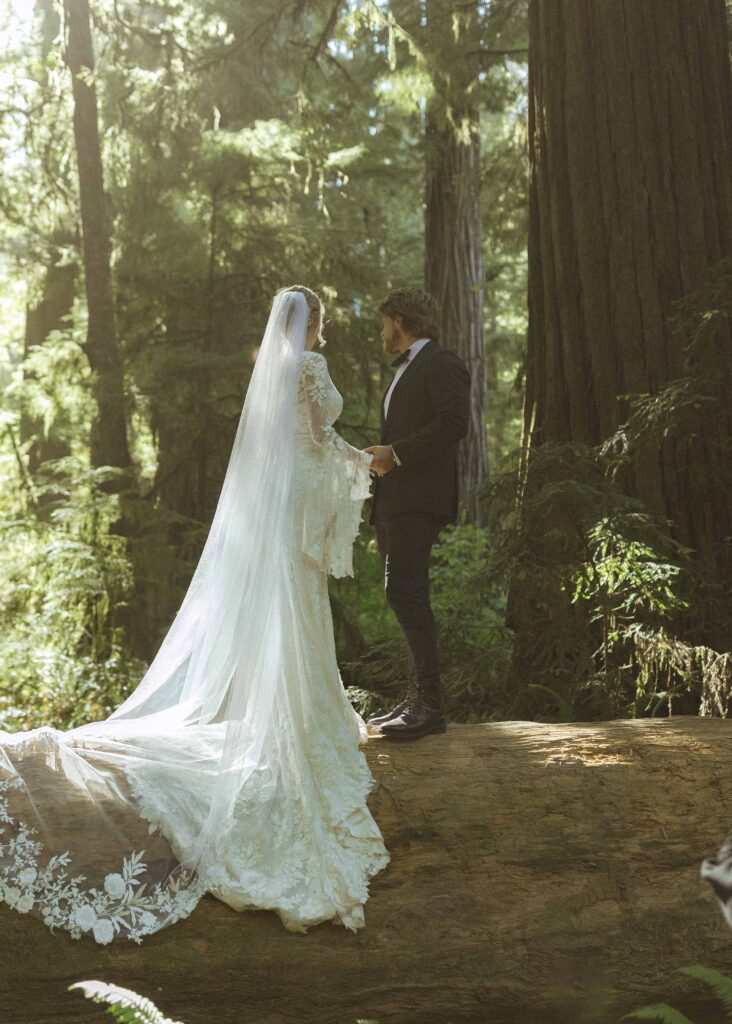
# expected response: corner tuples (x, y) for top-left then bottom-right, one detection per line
(296, 352), (373, 578)
(298, 354), (372, 469)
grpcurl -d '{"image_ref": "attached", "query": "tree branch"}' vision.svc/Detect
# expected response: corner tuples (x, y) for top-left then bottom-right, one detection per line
(466, 47), (528, 62)
(286, 39), (362, 93)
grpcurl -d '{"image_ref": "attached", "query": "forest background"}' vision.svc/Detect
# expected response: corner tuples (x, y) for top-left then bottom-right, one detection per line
(0, 0), (730, 736)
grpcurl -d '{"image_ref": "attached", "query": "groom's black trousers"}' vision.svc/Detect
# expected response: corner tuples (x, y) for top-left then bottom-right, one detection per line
(374, 510), (449, 703)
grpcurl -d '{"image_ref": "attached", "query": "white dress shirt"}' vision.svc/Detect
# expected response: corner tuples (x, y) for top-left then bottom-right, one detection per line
(383, 337), (431, 466)
(384, 337), (431, 418)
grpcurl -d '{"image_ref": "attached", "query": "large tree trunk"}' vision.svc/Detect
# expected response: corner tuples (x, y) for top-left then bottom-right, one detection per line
(509, 0), (732, 679)
(20, 4), (75, 485)
(2, 718), (731, 1024)
(152, 188), (221, 529)
(424, 0), (489, 524)
(63, 0), (132, 479)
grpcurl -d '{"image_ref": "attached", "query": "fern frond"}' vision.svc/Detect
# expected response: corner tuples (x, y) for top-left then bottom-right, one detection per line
(621, 1004), (695, 1024)
(70, 980), (184, 1024)
(678, 966), (732, 1019)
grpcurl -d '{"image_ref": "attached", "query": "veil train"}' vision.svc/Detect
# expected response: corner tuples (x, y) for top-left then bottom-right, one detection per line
(0, 290), (387, 943)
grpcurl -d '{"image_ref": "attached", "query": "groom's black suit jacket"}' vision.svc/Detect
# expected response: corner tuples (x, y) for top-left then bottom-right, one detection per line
(369, 340), (471, 525)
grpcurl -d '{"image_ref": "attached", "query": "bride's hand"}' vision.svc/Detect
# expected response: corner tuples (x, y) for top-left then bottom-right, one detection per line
(364, 445), (396, 477)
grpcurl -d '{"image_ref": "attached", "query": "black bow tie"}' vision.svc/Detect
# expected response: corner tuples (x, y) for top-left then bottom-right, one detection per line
(391, 348), (411, 369)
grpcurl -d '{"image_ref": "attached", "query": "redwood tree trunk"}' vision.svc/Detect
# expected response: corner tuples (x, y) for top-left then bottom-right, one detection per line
(63, 0), (132, 478)
(510, 0), (732, 675)
(424, 0), (489, 524)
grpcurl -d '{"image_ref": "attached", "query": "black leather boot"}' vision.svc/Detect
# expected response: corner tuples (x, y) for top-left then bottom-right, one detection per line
(377, 693), (446, 740)
(366, 681), (418, 728)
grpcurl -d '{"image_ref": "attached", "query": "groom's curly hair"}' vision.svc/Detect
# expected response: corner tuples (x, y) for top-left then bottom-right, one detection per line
(378, 288), (440, 341)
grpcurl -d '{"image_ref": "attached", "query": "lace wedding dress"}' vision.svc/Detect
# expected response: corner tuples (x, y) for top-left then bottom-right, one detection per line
(0, 292), (389, 944)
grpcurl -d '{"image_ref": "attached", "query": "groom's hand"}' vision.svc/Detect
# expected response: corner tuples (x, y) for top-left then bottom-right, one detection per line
(364, 445), (396, 476)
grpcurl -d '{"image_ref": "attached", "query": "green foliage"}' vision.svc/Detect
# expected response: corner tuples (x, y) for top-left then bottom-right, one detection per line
(0, 0), (530, 729)
(68, 979), (384, 1024)
(678, 966), (732, 1017)
(11, 319), (94, 458)
(345, 520), (513, 722)
(500, 254), (732, 719)
(431, 519), (514, 720)
(0, 459), (145, 730)
(571, 517), (687, 621)
(568, 514), (690, 691)
(624, 1007), (695, 1024)
(70, 980), (183, 1024)
(2, 0), (726, 731)
(483, 440), (699, 721)
(631, 628), (732, 718)
(61, 963), (732, 1024)
(625, 964), (732, 1024)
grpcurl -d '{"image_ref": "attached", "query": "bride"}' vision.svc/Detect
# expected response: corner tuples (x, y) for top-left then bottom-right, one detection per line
(0, 286), (389, 944)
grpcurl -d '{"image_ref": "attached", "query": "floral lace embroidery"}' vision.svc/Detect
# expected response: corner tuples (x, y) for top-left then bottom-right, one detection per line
(295, 352), (373, 579)
(122, 697), (390, 935)
(0, 776), (204, 944)
(0, 352), (388, 946)
(298, 352), (347, 448)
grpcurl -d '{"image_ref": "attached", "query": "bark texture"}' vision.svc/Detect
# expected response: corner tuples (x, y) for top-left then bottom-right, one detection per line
(512, 0), (732, 652)
(425, 0), (489, 524)
(63, 0), (132, 477)
(2, 717), (732, 1024)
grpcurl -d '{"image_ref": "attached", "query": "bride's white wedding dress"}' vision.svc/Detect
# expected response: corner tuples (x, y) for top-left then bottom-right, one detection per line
(0, 292), (389, 943)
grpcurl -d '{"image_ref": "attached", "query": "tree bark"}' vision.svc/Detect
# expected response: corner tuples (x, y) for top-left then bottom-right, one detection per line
(63, 0), (133, 479)
(424, 0), (489, 524)
(24, 1), (73, 473)
(2, 718), (732, 1024)
(509, 0), (732, 673)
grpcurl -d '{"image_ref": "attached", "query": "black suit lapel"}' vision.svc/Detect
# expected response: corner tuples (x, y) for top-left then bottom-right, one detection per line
(382, 341), (439, 425)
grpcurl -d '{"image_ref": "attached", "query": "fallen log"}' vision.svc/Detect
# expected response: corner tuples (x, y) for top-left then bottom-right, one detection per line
(2, 717), (732, 1024)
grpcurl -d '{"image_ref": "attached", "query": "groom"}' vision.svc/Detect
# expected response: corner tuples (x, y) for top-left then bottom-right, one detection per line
(364, 288), (471, 740)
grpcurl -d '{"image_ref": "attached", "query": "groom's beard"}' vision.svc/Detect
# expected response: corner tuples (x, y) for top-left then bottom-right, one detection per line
(383, 325), (405, 356)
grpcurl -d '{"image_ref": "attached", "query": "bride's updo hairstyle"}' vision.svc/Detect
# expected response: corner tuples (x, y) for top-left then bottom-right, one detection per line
(278, 285), (326, 347)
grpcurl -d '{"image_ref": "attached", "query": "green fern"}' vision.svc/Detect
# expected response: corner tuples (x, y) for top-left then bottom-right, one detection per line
(678, 966), (732, 1018)
(624, 964), (732, 1024)
(69, 981), (184, 1024)
(622, 1005), (695, 1024)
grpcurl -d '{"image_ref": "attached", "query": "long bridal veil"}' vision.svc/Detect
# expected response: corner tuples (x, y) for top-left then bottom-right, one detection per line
(0, 290), (322, 942)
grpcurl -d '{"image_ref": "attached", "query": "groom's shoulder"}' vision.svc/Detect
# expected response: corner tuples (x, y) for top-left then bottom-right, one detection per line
(425, 342), (469, 375)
